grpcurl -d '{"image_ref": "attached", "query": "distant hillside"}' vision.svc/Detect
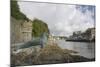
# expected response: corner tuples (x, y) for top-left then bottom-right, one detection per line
(32, 18), (50, 37)
(11, 0), (29, 21)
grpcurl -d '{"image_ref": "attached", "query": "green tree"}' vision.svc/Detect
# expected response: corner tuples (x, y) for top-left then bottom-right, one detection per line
(32, 18), (49, 37)
(11, 0), (28, 20)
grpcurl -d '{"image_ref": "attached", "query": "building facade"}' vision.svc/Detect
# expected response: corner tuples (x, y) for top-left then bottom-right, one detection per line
(11, 17), (32, 44)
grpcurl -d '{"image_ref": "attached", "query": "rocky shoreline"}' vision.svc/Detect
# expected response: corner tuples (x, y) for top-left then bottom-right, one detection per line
(11, 43), (95, 67)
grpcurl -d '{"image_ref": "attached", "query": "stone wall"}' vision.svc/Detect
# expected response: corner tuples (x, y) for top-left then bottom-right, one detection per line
(90, 28), (95, 40)
(21, 21), (32, 42)
(11, 17), (32, 44)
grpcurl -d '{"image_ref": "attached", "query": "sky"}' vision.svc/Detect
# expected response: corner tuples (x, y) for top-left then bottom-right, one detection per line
(18, 2), (95, 36)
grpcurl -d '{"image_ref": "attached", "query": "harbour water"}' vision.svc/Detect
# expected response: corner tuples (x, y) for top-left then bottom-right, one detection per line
(57, 40), (95, 59)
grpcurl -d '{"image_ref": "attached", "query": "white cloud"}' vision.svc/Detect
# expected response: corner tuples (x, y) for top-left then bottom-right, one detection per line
(18, 2), (95, 36)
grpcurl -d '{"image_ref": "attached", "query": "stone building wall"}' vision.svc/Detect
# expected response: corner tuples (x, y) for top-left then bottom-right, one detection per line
(90, 28), (95, 40)
(11, 17), (32, 44)
(21, 21), (32, 42)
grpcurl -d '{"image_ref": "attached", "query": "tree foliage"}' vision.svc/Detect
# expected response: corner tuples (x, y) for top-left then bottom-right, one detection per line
(32, 18), (49, 37)
(11, 0), (28, 20)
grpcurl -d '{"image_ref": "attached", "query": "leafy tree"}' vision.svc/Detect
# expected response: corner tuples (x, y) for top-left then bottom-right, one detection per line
(11, 0), (28, 21)
(32, 18), (49, 37)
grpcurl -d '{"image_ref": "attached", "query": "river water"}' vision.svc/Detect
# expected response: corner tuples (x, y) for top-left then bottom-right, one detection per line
(56, 40), (95, 59)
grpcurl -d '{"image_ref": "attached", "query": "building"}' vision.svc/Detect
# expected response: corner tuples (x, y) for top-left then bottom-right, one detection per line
(90, 28), (95, 40)
(21, 21), (32, 42)
(11, 17), (32, 44)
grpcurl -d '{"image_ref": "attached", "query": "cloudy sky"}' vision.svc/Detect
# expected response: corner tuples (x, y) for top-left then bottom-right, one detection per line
(18, 2), (95, 36)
